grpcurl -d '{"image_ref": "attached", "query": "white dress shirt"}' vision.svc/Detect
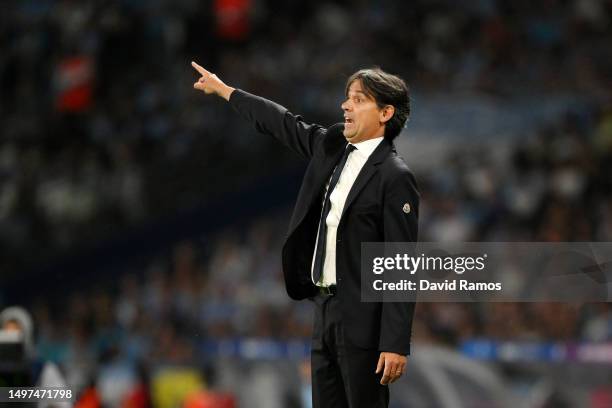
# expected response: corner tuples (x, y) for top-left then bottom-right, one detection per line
(311, 136), (384, 286)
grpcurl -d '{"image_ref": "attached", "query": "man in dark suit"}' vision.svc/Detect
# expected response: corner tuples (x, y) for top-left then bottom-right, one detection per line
(192, 61), (419, 408)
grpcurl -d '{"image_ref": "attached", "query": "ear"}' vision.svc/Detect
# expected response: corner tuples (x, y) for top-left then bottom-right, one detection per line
(379, 105), (395, 124)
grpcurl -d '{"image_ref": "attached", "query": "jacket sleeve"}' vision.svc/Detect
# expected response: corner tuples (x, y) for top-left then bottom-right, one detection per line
(229, 89), (326, 160)
(379, 167), (419, 355)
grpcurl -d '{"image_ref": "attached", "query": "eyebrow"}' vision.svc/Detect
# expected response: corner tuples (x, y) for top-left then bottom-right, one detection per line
(347, 90), (367, 97)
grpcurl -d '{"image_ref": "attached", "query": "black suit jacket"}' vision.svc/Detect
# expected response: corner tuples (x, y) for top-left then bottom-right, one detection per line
(230, 89), (419, 355)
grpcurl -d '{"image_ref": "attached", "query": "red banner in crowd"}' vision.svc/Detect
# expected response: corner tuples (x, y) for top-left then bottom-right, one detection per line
(214, 0), (251, 40)
(54, 55), (94, 112)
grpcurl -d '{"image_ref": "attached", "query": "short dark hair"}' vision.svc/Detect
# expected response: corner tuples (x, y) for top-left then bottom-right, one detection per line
(345, 68), (410, 140)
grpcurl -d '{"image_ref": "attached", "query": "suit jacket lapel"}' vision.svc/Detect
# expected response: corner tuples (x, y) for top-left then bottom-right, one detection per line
(340, 138), (393, 220)
(313, 142), (347, 206)
(287, 140), (347, 235)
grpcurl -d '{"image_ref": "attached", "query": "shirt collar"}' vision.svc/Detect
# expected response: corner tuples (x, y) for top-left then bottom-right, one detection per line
(349, 137), (384, 159)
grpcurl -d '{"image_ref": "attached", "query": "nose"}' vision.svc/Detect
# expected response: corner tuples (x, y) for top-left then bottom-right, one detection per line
(342, 99), (351, 112)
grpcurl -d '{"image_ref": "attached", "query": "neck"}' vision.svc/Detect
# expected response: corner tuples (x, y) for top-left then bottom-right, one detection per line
(372, 127), (385, 140)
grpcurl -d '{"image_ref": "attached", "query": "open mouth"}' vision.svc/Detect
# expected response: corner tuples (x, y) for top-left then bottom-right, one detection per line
(344, 118), (354, 125)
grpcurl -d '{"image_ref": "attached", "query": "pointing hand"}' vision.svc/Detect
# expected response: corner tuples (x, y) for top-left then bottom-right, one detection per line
(191, 61), (235, 101)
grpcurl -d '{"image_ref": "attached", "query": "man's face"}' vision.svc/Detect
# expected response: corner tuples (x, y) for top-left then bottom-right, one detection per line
(342, 80), (389, 143)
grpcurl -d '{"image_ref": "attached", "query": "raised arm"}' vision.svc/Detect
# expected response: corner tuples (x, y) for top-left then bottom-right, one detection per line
(192, 61), (326, 159)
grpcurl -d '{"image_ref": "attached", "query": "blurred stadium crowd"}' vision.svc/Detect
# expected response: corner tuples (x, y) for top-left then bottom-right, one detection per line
(1, 0), (612, 407)
(2, 0), (612, 265)
(23, 107), (612, 405)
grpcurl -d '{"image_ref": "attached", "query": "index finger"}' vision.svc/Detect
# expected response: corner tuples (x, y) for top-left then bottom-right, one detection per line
(191, 61), (210, 76)
(380, 361), (393, 385)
